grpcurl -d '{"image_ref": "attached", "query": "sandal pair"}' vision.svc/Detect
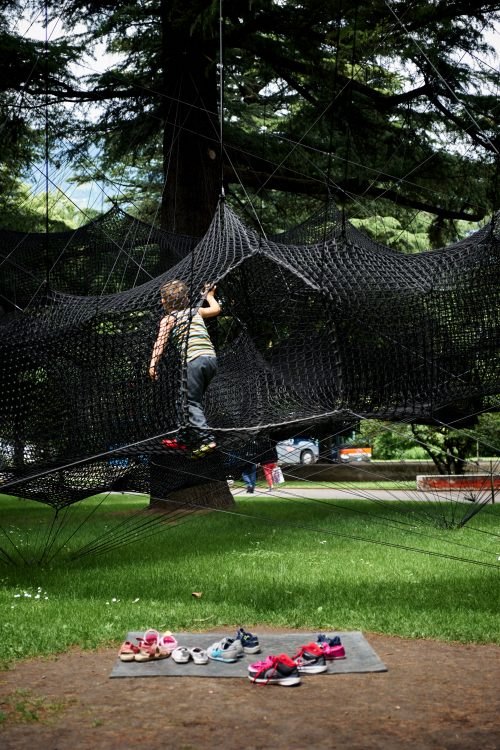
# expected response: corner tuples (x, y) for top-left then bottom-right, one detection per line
(134, 629), (178, 662)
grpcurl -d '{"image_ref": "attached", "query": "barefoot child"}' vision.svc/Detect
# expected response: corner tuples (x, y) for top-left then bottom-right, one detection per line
(149, 280), (221, 454)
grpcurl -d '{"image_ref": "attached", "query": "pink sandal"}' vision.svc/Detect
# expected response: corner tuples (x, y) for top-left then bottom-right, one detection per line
(134, 629), (170, 662)
(119, 640), (140, 662)
(159, 631), (178, 653)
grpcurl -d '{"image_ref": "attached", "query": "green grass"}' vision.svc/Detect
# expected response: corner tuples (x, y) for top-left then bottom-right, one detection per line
(0, 492), (499, 666)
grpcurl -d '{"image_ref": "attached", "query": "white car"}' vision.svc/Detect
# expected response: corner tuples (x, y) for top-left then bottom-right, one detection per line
(276, 438), (319, 465)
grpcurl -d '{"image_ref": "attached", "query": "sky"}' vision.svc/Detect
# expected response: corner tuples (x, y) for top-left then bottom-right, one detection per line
(16, 11), (123, 213)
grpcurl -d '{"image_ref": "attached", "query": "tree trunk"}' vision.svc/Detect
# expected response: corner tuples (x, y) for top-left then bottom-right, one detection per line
(150, 3), (229, 513)
(149, 451), (235, 514)
(159, 1), (221, 236)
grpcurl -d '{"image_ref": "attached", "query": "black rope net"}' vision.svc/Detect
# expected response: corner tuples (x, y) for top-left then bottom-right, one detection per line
(0, 201), (499, 535)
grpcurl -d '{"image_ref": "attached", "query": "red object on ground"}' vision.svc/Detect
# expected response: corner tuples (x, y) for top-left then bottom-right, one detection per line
(416, 473), (500, 490)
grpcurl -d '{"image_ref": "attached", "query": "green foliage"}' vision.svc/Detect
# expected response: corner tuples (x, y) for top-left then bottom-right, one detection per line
(1, 2), (499, 234)
(359, 420), (424, 459)
(359, 412), (500, 468)
(0, 182), (99, 231)
(351, 212), (481, 253)
(468, 412), (500, 459)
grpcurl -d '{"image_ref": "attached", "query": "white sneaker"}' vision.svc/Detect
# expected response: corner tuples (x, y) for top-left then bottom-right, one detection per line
(189, 647), (208, 664)
(171, 646), (190, 663)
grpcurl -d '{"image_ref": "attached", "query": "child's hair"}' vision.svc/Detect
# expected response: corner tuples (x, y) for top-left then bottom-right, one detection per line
(160, 280), (190, 312)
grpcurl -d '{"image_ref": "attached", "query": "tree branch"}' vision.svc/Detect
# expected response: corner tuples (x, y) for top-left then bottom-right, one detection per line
(225, 165), (486, 221)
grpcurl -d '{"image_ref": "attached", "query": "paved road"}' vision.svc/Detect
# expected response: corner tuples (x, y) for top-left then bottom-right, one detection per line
(231, 486), (494, 503)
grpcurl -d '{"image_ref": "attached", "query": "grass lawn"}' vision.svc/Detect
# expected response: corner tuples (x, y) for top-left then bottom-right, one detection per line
(0, 491), (499, 666)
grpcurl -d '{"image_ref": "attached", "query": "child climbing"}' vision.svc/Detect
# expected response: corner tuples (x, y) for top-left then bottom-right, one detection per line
(149, 279), (221, 456)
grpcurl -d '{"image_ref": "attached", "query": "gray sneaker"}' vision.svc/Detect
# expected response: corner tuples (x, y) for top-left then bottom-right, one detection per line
(220, 636), (244, 658)
(207, 639), (240, 663)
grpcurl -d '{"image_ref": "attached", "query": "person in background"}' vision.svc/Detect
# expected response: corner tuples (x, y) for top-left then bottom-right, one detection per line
(259, 443), (278, 491)
(241, 462), (257, 493)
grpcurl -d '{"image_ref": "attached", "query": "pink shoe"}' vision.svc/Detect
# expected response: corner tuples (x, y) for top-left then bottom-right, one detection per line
(118, 640), (140, 662)
(134, 629), (170, 661)
(321, 643), (346, 660)
(248, 654), (301, 686)
(162, 438), (187, 450)
(248, 654), (276, 673)
(137, 628), (160, 646)
(317, 634), (346, 660)
(159, 631), (178, 653)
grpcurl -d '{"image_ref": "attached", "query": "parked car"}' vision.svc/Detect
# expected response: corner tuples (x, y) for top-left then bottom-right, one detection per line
(276, 438), (319, 465)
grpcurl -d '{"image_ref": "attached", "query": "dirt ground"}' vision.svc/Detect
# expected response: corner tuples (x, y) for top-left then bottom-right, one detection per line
(0, 629), (499, 750)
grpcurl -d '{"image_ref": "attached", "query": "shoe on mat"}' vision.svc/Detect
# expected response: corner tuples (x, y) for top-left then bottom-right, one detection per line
(171, 646), (190, 663)
(317, 633), (342, 646)
(134, 630), (176, 660)
(248, 654), (301, 686)
(189, 647), (209, 665)
(118, 640), (140, 662)
(219, 637), (244, 658)
(292, 643), (328, 674)
(236, 627), (261, 654)
(207, 639), (240, 663)
(134, 631), (170, 662)
(317, 634), (346, 660)
(136, 628), (160, 648)
(159, 631), (178, 653)
(245, 486), (255, 494)
(248, 654), (275, 673)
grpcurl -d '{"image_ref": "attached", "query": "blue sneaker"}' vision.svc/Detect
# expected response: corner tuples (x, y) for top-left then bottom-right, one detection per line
(317, 633), (342, 647)
(236, 627), (261, 654)
(207, 639), (240, 663)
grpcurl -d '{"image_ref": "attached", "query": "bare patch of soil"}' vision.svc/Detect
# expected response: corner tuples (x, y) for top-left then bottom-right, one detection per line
(0, 630), (499, 749)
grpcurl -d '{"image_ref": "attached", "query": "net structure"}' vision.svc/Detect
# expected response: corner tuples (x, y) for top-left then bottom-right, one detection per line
(0, 201), (499, 512)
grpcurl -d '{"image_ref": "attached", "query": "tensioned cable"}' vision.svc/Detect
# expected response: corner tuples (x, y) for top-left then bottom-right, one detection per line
(230, 481), (496, 557)
(10, 65), (491, 248)
(45, 495), (196, 563)
(77, 480), (500, 569)
(67, 504), (197, 561)
(22, 6), (467, 232)
(227, 437), (497, 543)
(218, 0), (225, 198)
(18, 165), (158, 311)
(237, 22), (497, 215)
(2, 413), (497, 562)
(37, 449), (498, 564)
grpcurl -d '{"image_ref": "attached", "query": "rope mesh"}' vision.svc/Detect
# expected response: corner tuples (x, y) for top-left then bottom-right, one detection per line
(0, 202), (499, 511)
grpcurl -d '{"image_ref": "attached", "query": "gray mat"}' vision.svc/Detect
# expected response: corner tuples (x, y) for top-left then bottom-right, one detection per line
(110, 631), (387, 678)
